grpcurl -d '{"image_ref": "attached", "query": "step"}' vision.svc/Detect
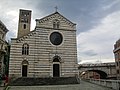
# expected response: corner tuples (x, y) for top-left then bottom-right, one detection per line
(9, 77), (79, 86)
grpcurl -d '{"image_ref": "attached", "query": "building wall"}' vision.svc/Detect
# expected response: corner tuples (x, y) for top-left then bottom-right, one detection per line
(113, 39), (120, 79)
(0, 20), (8, 76)
(9, 10), (78, 78)
(36, 12), (76, 30)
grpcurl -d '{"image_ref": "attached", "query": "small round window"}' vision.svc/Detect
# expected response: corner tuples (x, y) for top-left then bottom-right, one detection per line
(50, 32), (63, 45)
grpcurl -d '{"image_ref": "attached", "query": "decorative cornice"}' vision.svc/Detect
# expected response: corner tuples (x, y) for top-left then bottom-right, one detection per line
(11, 29), (37, 43)
(35, 26), (76, 31)
(0, 20), (9, 32)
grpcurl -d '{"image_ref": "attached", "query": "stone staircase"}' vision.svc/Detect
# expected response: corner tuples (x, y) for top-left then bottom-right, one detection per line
(9, 77), (79, 86)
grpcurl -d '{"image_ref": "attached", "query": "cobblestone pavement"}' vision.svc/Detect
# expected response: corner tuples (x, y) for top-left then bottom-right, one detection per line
(5, 80), (113, 90)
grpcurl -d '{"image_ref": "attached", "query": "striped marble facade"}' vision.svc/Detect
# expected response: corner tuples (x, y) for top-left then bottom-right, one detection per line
(9, 10), (78, 78)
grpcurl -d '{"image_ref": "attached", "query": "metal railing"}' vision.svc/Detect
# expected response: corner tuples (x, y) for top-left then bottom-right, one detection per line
(85, 78), (120, 90)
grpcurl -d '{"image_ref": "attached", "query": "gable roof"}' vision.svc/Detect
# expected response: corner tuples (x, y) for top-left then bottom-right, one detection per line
(0, 20), (9, 32)
(36, 11), (76, 25)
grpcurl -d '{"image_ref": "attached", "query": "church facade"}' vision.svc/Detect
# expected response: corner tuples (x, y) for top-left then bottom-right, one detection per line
(9, 9), (78, 78)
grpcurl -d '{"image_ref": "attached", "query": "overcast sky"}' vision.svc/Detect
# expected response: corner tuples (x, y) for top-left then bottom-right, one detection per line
(0, 0), (120, 64)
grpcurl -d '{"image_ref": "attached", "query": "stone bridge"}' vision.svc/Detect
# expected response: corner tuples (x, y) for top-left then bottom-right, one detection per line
(78, 62), (116, 79)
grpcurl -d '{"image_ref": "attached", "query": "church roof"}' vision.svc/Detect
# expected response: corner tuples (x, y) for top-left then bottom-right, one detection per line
(0, 20), (9, 32)
(11, 29), (36, 40)
(36, 11), (76, 25)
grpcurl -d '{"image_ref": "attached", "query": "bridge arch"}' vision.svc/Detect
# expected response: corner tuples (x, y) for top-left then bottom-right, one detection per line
(88, 70), (107, 79)
(80, 70), (107, 79)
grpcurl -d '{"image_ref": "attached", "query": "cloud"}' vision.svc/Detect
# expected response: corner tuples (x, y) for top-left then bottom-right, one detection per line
(0, 0), (120, 64)
(82, 50), (98, 56)
(77, 10), (120, 63)
(0, 0), (44, 40)
(102, 0), (120, 10)
(1, 0), (119, 39)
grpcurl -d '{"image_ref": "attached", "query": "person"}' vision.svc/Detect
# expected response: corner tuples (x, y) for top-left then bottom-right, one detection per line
(4, 75), (8, 86)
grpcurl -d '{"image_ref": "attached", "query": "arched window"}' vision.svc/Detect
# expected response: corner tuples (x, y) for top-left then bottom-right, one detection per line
(53, 19), (60, 29)
(57, 22), (59, 29)
(23, 24), (26, 29)
(22, 43), (29, 55)
(53, 22), (56, 29)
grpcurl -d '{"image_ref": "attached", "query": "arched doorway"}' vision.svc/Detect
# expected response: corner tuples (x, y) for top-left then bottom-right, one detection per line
(53, 56), (60, 77)
(53, 64), (60, 77)
(22, 60), (29, 77)
(22, 65), (27, 77)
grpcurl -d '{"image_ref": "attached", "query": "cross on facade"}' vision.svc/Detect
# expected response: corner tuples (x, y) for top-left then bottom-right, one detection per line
(55, 6), (58, 12)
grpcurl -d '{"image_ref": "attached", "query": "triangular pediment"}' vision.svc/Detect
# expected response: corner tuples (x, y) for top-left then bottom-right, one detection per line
(36, 12), (76, 30)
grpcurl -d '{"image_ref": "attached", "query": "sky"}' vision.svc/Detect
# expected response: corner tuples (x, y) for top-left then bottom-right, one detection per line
(0, 0), (120, 64)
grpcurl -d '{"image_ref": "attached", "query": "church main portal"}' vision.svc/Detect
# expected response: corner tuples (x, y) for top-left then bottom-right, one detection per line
(53, 56), (60, 77)
(53, 64), (60, 77)
(22, 65), (27, 77)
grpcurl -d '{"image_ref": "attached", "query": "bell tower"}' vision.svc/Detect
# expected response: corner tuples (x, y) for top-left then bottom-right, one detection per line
(17, 9), (31, 38)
